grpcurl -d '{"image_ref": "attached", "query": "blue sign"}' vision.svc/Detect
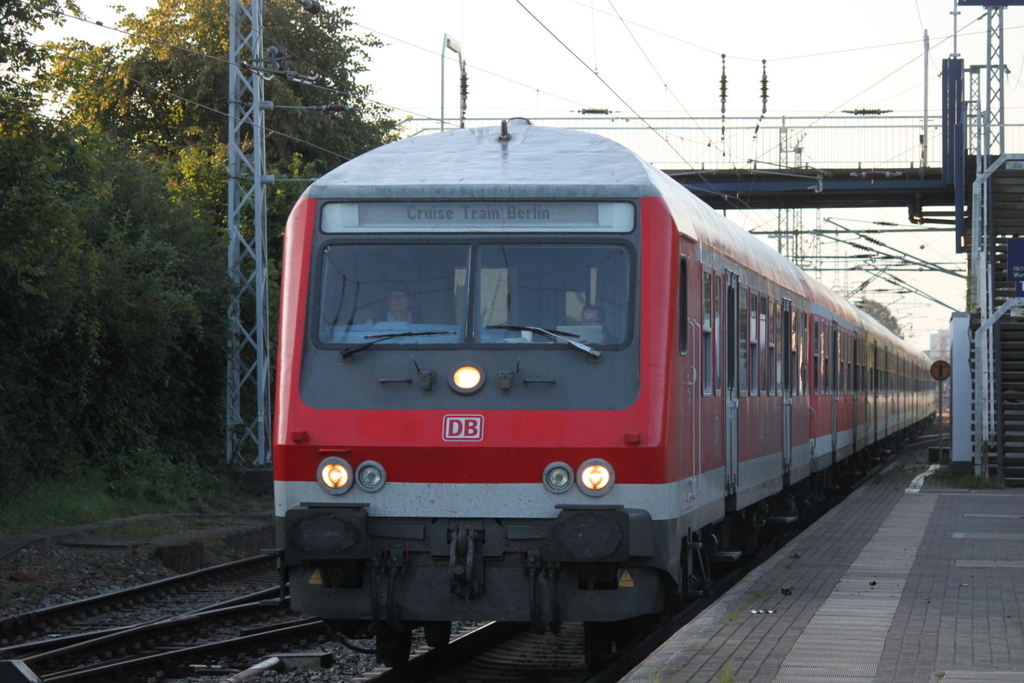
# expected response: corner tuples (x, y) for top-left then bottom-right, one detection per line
(1010, 239), (1024, 281)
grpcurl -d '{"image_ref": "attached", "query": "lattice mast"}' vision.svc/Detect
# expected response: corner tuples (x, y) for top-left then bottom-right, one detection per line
(227, 0), (271, 466)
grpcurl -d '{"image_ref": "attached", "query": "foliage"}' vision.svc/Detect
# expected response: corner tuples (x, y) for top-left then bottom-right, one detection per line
(0, 96), (230, 501)
(855, 299), (903, 339)
(0, 0), (74, 78)
(39, 0), (397, 230)
(2, 1), (397, 504)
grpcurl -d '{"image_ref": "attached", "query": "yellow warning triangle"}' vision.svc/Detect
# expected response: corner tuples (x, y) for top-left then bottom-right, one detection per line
(309, 569), (323, 585)
(618, 569), (634, 588)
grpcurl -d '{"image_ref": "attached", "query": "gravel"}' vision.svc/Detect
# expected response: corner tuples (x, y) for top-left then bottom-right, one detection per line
(0, 541), (180, 618)
(0, 515), (452, 682)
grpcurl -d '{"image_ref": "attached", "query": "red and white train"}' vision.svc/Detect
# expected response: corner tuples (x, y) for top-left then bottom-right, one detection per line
(273, 119), (934, 666)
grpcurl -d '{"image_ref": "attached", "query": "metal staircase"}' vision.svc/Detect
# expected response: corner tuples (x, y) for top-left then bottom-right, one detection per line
(988, 168), (1024, 485)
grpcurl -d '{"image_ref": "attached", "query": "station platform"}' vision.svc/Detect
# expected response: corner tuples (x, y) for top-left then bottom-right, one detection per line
(621, 453), (1024, 683)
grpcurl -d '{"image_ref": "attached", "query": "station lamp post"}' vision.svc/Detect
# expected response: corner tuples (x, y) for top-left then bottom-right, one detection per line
(441, 33), (466, 130)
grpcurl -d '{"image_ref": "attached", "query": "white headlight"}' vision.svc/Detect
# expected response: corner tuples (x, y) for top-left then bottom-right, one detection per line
(356, 461), (387, 492)
(543, 462), (574, 493)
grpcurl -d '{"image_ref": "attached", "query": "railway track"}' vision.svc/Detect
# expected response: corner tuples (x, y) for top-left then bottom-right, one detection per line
(0, 442), (912, 683)
(0, 554), (281, 647)
(0, 554), (315, 682)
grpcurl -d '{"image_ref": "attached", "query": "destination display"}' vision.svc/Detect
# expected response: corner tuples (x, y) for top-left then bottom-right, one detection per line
(320, 201), (634, 233)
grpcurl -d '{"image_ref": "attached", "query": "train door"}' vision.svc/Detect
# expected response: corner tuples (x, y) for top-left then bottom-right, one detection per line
(724, 271), (739, 494)
(781, 299), (793, 478)
(830, 321), (839, 461)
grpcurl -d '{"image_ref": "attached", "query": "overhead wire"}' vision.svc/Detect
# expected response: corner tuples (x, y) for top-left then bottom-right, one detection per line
(565, 0), (1021, 64)
(604, 0), (719, 146)
(346, 21), (596, 112)
(551, 0), (972, 332)
(515, 0), (760, 211)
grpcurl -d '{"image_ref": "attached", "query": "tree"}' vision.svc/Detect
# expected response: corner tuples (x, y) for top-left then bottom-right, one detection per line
(856, 299), (903, 339)
(0, 107), (233, 500)
(0, 0), (73, 79)
(39, 0), (396, 229)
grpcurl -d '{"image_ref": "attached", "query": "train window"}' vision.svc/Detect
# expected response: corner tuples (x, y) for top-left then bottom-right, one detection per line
(738, 287), (748, 396)
(799, 311), (808, 395)
(812, 320), (820, 395)
(838, 332), (845, 394)
(760, 295), (768, 396)
(781, 303), (791, 395)
(845, 334), (851, 394)
(477, 244), (631, 345)
(849, 334), (854, 394)
(749, 292), (758, 396)
(772, 302), (782, 396)
(679, 256), (688, 355)
(826, 326), (835, 395)
(871, 344), (877, 393)
(702, 270), (712, 395)
(853, 337), (860, 393)
(314, 242), (633, 348)
(315, 243), (471, 344)
(715, 275), (723, 395)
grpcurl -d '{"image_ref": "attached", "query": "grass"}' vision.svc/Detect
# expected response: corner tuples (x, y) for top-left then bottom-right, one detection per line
(715, 660), (736, 682)
(0, 469), (270, 538)
(726, 590), (765, 621)
(930, 466), (999, 489)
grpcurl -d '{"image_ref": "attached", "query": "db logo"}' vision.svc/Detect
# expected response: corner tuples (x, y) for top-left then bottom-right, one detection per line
(443, 415), (484, 442)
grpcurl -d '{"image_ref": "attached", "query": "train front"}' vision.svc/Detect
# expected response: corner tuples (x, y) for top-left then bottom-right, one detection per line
(274, 122), (679, 662)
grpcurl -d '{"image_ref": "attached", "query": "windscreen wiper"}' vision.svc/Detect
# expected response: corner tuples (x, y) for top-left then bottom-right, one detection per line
(486, 325), (601, 358)
(340, 331), (457, 360)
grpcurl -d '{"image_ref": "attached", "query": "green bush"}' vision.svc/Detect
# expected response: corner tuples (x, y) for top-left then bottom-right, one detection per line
(0, 99), (230, 503)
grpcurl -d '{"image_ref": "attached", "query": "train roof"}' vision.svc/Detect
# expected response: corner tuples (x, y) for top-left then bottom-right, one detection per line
(309, 118), (660, 201)
(308, 121), (925, 359)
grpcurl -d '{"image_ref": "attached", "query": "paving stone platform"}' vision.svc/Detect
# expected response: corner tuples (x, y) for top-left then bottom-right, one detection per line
(621, 457), (1024, 683)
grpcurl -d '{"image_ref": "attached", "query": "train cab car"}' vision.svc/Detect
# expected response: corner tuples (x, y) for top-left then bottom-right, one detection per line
(273, 119), (934, 667)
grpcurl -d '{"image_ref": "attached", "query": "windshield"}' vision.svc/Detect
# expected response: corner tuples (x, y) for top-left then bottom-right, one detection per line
(316, 243), (631, 347)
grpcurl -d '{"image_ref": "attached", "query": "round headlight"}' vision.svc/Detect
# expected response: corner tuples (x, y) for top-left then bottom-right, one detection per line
(543, 462), (574, 493)
(449, 365), (485, 394)
(356, 461), (387, 492)
(577, 459), (615, 497)
(317, 457), (353, 495)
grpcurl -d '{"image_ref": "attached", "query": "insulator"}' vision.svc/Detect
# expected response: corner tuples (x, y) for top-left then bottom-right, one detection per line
(719, 54), (728, 107)
(760, 59), (769, 115)
(579, 108), (611, 115)
(720, 54), (727, 152)
(842, 108), (892, 116)
(267, 46), (288, 73)
(460, 73), (468, 97)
